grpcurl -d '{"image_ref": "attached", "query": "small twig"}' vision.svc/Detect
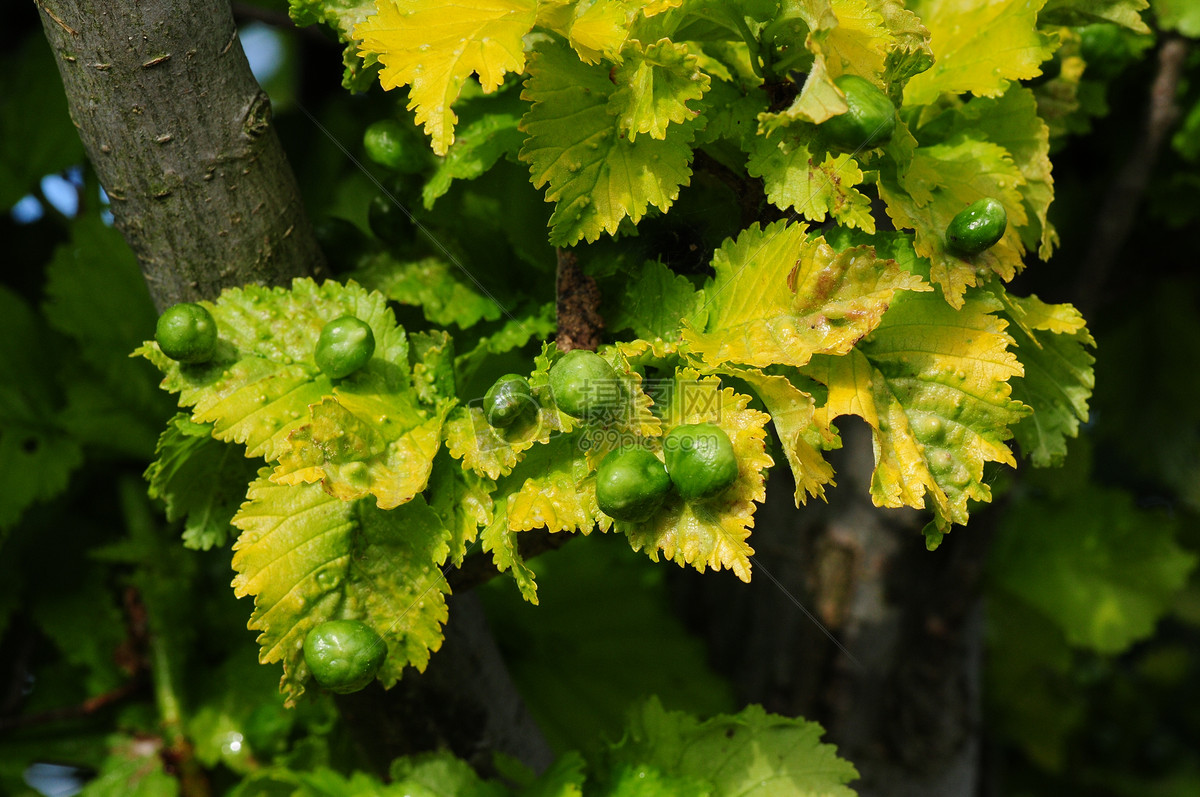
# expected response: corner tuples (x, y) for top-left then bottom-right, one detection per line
(1077, 34), (1189, 315)
(0, 680), (142, 734)
(554, 249), (604, 352)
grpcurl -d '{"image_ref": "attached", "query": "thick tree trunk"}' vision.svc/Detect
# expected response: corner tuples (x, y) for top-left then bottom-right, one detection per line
(34, 0), (325, 309)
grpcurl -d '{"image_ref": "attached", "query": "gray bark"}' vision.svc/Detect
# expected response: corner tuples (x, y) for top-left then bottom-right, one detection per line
(35, 0), (325, 309)
(671, 420), (987, 796)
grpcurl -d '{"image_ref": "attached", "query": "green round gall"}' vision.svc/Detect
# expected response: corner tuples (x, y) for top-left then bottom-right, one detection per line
(548, 349), (621, 419)
(303, 619), (387, 694)
(483, 374), (537, 428)
(663, 422), (739, 501)
(596, 446), (672, 522)
(820, 74), (895, 151)
(363, 119), (429, 174)
(155, 302), (218, 363)
(945, 198), (1007, 256)
(314, 316), (376, 379)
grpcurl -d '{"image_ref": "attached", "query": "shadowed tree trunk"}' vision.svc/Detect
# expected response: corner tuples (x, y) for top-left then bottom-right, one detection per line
(35, 0), (325, 309)
(671, 420), (989, 796)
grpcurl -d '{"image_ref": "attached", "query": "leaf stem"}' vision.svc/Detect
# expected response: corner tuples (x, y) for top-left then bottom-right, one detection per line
(120, 479), (212, 797)
(730, 12), (765, 80)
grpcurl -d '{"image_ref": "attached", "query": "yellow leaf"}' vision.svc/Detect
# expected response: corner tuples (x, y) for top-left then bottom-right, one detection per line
(904, 0), (1055, 106)
(355, 0), (538, 154)
(272, 395), (449, 510)
(822, 0), (891, 79)
(570, 0), (635, 64)
(807, 291), (1030, 526)
(683, 222), (930, 369)
(506, 437), (600, 533)
(736, 369), (836, 506)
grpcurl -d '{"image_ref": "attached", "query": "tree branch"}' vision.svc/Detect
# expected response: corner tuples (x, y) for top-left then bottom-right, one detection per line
(555, 248), (604, 352)
(35, 0), (326, 309)
(1077, 34), (1189, 315)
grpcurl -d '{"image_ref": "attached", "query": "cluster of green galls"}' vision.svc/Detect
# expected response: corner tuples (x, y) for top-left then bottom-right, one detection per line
(821, 74), (1008, 256)
(149, 78), (1010, 695)
(156, 307), (395, 693)
(481, 350), (740, 524)
(155, 304), (379, 380)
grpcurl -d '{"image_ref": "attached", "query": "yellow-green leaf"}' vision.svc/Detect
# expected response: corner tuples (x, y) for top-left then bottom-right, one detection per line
(929, 86), (1058, 259)
(736, 369), (836, 506)
(519, 40), (698, 246)
(903, 0), (1055, 106)
(568, 0), (636, 64)
(806, 290), (1030, 527)
(134, 279), (409, 464)
(995, 290), (1095, 467)
(682, 222), (929, 369)
(506, 435), (601, 534)
(355, 0), (537, 155)
(445, 346), (572, 480)
(609, 38), (711, 142)
(878, 137), (1027, 307)
(272, 395), (451, 509)
(232, 475), (449, 704)
(428, 454), (494, 567)
(747, 131), (876, 230)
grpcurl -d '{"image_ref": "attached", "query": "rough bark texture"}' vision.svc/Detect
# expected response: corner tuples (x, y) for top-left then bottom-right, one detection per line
(672, 420), (988, 796)
(35, 0), (325, 309)
(555, 248), (604, 352)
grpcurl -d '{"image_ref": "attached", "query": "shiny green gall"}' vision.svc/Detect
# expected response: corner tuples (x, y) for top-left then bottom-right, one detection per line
(303, 619), (387, 694)
(548, 349), (621, 419)
(820, 74), (896, 151)
(596, 446), (672, 522)
(314, 316), (376, 379)
(363, 119), (430, 174)
(155, 302), (218, 363)
(663, 422), (739, 501)
(483, 374), (537, 428)
(945, 198), (1007, 256)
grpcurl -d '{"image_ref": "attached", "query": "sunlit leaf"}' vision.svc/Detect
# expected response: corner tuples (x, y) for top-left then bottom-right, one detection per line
(683, 222), (929, 369)
(806, 290), (1030, 527)
(621, 373), (773, 583)
(355, 0), (538, 154)
(608, 38), (711, 141)
(903, 0), (1055, 106)
(519, 40), (699, 246)
(232, 475), (449, 704)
